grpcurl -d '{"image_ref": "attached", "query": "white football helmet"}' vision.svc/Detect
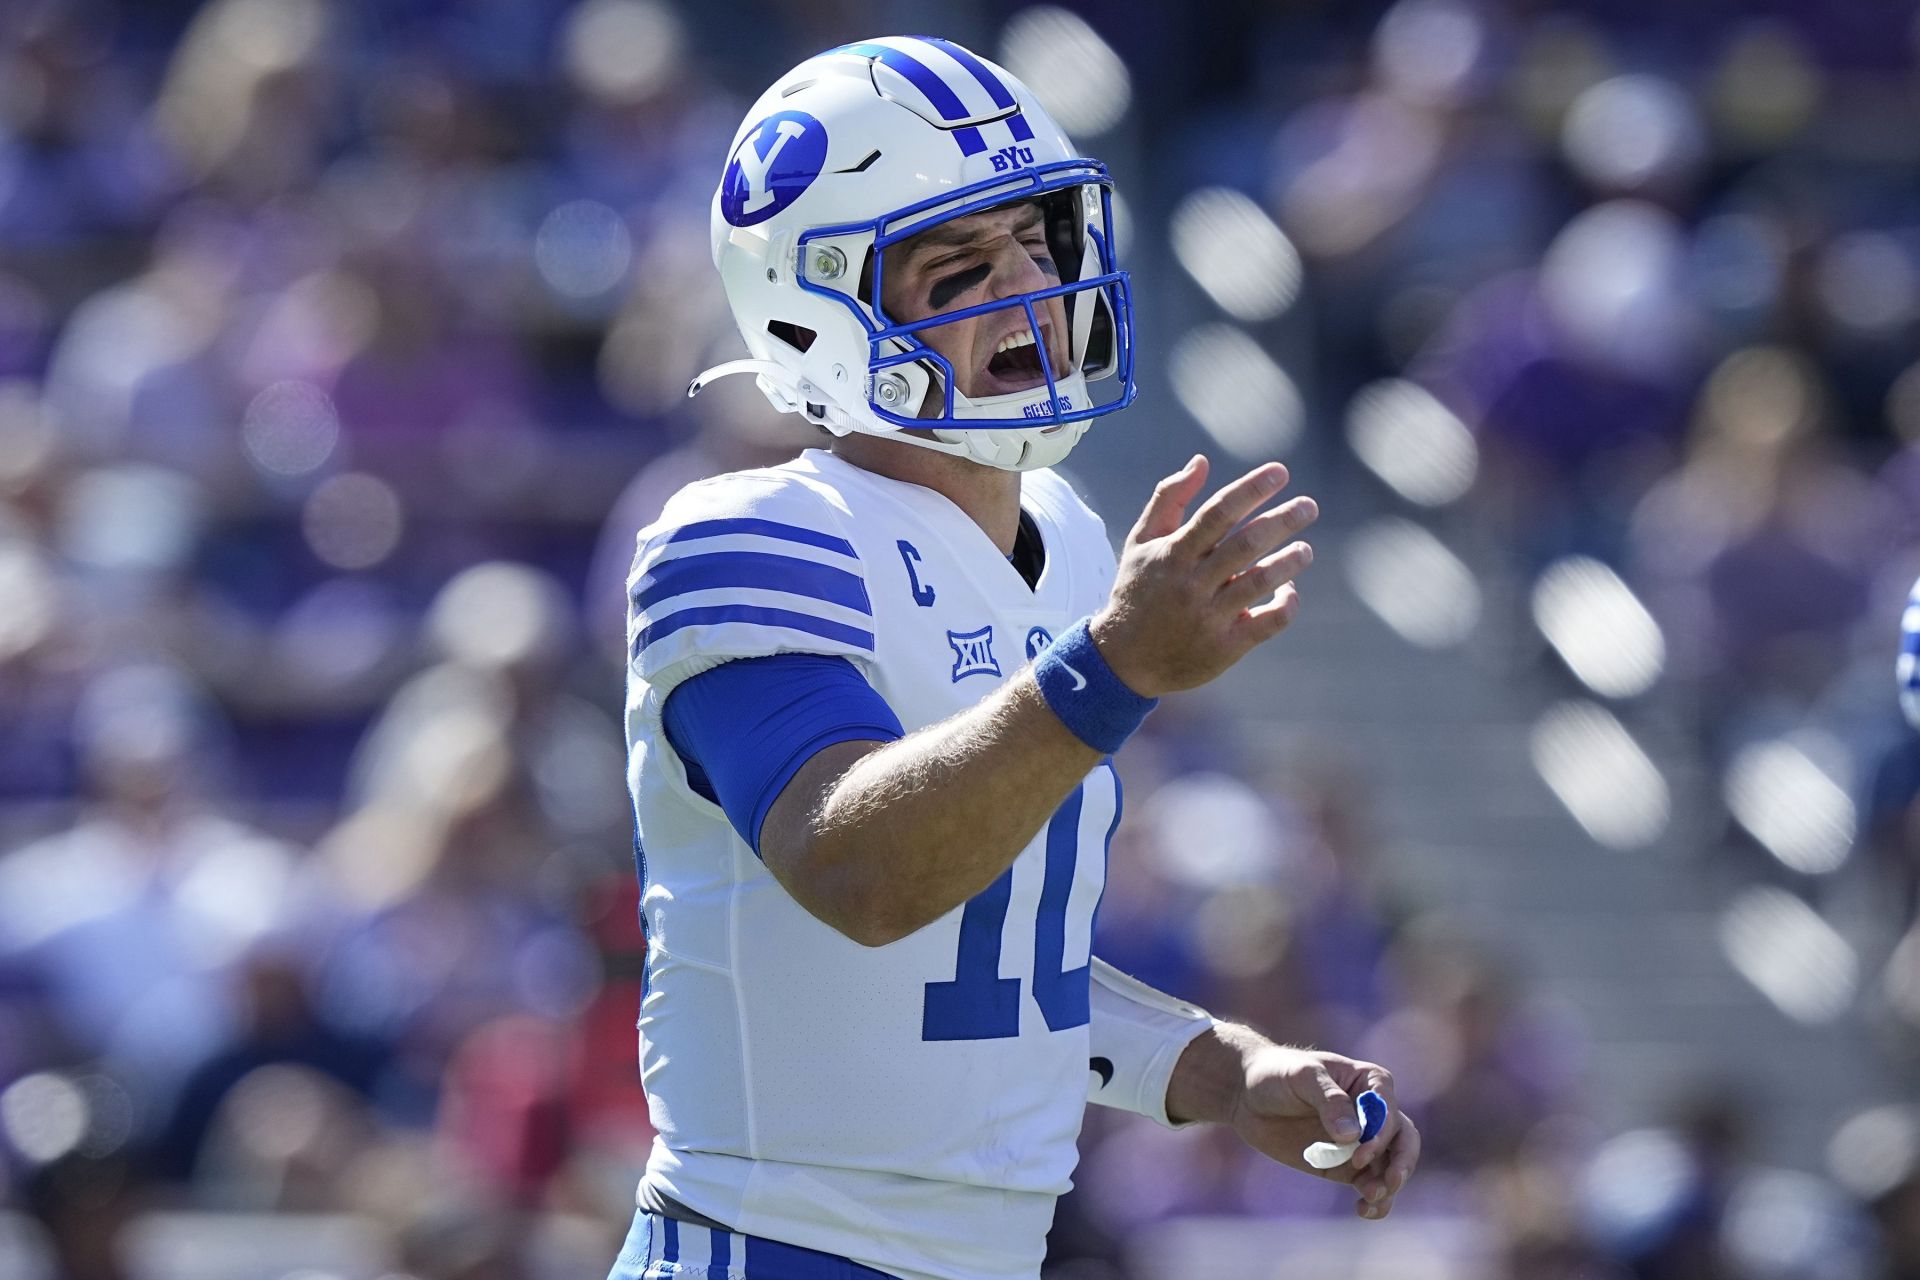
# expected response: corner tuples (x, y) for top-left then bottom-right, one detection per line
(691, 35), (1135, 472)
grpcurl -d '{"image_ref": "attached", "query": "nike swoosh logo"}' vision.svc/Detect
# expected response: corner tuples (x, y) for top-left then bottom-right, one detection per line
(1060, 660), (1087, 692)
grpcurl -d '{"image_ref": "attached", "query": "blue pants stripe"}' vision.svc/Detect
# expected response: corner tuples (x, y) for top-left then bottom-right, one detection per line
(605, 1209), (900, 1279)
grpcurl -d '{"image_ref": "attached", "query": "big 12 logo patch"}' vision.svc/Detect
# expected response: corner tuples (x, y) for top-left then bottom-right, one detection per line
(988, 144), (1036, 173)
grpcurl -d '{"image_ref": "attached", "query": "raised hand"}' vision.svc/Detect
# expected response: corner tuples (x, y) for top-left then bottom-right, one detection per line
(1090, 455), (1319, 698)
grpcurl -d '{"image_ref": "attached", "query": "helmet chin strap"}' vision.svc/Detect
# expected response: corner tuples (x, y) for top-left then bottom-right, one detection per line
(691, 358), (1086, 472)
(687, 359), (791, 399)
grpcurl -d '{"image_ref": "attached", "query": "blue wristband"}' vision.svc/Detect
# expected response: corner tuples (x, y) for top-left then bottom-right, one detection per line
(1033, 618), (1158, 754)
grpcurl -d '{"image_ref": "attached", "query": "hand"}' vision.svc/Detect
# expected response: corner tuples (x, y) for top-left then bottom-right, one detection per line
(1227, 1045), (1421, 1220)
(1090, 455), (1318, 697)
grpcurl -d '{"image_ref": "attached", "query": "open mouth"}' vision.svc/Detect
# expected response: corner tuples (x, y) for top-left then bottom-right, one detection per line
(982, 324), (1054, 392)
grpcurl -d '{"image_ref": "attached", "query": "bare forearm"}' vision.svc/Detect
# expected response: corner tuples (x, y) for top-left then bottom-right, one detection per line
(1165, 1020), (1266, 1125)
(785, 672), (1102, 944)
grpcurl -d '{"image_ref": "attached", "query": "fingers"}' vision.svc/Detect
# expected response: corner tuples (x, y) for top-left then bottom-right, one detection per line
(1205, 495), (1318, 585)
(1304, 1065), (1361, 1144)
(1170, 462), (1290, 555)
(1352, 1114), (1420, 1220)
(1129, 455), (1209, 544)
(1384, 1113), (1421, 1196)
(1218, 541), (1313, 614)
(1237, 582), (1302, 641)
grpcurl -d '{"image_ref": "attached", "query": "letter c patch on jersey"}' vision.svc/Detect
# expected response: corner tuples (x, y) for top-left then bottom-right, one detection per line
(898, 540), (936, 606)
(947, 625), (1000, 681)
(720, 111), (829, 227)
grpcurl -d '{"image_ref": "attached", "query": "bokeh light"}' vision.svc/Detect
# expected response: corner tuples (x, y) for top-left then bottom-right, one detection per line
(997, 7), (1131, 138)
(1720, 886), (1857, 1024)
(426, 561), (573, 671)
(1723, 734), (1855, 876)
(1888, 358), (1920, 443)
(1144, 773), (1281, 889)
(57, 465), (203, 572)
(562, 0), (684, 105)
(1373, 0), (1486, 106)
(1344, 379), (1477, 506)
(1530, 557), (1665, 699)
(1560, 74), (1704, 192)
(1827, 1104), (1919, 1200)
(1707, 21), (1822, 147)
(242, 380), (341, 477)
(0, 539), (56, 662)
(1529, 700), (1669, 849)
(1720, 1169), (1866, 1278)
(301, 472), (403, 570)
(1815, 231), (1918, 339)
(1585, 1128), (1697, 1246)
(0, 1073), (88, 1165)
(1274, 94), (1442, 258)
(272, 578), (405, 696)
(1168, 324), (1303, 460)
(1170, 188), (1302, 322)
(1539, 200), (1692, 378)
(535, 200), (634, 301)
(1345, 517), (1479, 648)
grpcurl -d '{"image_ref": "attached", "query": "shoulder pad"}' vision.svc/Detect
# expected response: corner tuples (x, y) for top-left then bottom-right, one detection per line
(629, 471), (874, 688)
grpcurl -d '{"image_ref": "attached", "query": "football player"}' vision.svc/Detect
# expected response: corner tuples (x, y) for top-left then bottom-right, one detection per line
(611, 36), (1421, 1280)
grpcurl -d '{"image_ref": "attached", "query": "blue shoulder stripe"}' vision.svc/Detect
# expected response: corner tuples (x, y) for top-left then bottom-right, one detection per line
(637, 605), (875, 658)
(651, 516), (855, 558)
(842, 42), (987, 156)
(633, 550), (871, 617)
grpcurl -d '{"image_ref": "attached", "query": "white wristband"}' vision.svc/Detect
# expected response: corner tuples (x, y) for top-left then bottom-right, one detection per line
(1086, 958), (1214, 1128)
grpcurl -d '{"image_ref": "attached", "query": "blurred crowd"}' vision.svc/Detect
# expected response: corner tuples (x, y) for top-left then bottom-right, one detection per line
(0, 0), (1918, 1278)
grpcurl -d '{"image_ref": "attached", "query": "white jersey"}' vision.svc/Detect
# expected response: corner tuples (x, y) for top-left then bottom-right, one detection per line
(624, 448), (1121, 1280)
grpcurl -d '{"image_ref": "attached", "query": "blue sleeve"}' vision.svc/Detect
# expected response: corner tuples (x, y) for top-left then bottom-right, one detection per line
(662, 654), (905, 855)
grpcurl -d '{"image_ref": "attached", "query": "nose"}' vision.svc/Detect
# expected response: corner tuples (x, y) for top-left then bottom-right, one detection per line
(987, 235), (1051, 299)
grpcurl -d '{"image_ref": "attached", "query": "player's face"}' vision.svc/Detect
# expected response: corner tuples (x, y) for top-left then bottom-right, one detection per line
(880, 201), (1070, 408)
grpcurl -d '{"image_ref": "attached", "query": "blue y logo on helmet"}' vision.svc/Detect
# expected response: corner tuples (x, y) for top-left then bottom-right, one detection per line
(721, 111), (829, 227)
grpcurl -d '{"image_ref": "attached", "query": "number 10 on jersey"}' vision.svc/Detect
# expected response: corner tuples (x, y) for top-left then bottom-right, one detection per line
(921, 766), (1118, 1040)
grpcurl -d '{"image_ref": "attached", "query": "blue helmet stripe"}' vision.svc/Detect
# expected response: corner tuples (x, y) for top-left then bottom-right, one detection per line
(916, 37), (1036, 142)
(843, 42), (987, 155)
(916, 36), (1012, 106)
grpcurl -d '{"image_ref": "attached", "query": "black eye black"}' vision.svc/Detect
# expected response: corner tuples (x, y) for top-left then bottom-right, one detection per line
(927, 262), (993, 310)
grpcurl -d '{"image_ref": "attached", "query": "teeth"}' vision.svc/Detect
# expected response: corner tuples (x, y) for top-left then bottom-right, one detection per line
(994, 330), (1038, 355)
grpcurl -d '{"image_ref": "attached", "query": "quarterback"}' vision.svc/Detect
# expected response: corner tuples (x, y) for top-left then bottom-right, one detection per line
(611, 36), (1421, 1280)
